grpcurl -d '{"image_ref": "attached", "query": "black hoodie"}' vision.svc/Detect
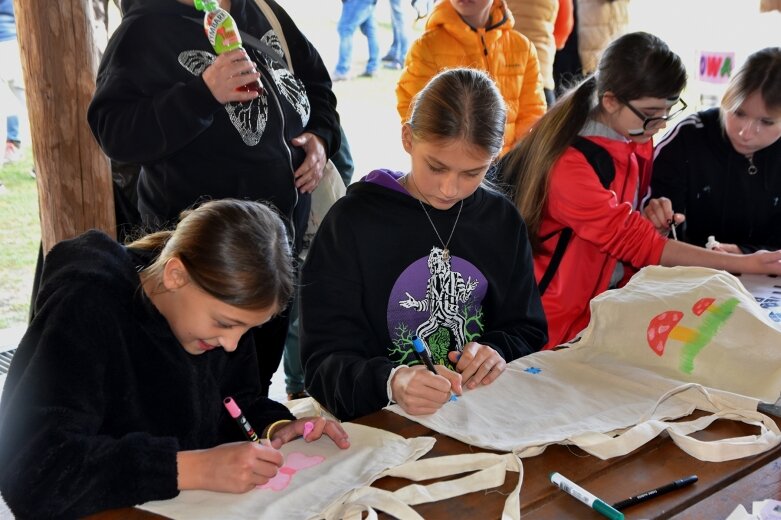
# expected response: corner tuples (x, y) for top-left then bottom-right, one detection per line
(88, 0), (340, 236)
(0, 230), (294, 518)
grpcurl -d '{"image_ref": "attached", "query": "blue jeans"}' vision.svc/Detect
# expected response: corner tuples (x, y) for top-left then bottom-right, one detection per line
(283, 289), (304, 394)
(336, 0), (379, 75)
(6, 115), (18, 143)
(386, 0), (409, 63)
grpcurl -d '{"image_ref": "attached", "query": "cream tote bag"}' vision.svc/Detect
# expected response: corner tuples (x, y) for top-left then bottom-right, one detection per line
(138, 423), (434, 520)
(389, 266), (781, 461)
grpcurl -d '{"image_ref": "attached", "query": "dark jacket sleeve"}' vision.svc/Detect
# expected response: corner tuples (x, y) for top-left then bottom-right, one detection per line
(264, 0), (341, 157)
(87, 21), (226, 164)
(0, 286), (180, 519)
(300, 206), (393, 421)
(479, 217), (547, 358)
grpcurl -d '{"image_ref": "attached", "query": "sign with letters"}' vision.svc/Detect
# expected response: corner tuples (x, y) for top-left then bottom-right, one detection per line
(698, 51), (734, 84)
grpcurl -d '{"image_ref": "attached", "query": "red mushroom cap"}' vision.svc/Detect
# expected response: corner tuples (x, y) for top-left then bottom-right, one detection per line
(647, 311), (684, 356)
(692, 297), (716, 316)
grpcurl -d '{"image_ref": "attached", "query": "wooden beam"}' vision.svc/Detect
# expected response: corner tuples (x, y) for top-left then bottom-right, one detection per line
(14, 0), (115, 253)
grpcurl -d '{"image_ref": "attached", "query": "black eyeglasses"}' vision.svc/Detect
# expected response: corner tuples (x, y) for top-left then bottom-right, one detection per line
(621, 97), (688, 131)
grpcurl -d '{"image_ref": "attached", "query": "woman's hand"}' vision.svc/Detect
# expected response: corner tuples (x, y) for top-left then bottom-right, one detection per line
(202, 49), (261, 104)
(390, 365), (462, 416)
(448, 342), (506, 390)
(177, 442), (283, 493)
(291, 132), (326, 193)
(269, 417), (350, 450)
(643, 197), (685, 236)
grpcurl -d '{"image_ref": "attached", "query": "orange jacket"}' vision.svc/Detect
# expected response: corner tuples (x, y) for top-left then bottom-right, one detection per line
(396, 0), (546, 154)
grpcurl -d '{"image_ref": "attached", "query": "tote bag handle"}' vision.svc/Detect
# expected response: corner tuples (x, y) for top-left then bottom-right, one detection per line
(324, 452), (523, 520)
(567, 383), (781, 462)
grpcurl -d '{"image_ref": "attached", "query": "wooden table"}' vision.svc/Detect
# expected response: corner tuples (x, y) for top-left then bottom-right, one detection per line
(87, 410), (781, 520)
(353, 411), (781, 520)
(87, 274), (781, 519)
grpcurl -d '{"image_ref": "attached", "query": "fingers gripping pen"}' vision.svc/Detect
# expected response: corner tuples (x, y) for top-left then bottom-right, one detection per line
(411, 336), (457, 402)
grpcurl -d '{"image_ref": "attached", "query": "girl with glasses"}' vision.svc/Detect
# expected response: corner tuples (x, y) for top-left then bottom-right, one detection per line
(500, 33), (781, 350)
(645, 47), (781, 254)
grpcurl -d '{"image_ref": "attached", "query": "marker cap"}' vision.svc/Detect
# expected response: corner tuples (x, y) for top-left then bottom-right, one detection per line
(223, 396), (241, 418)
(594, 499), (625, 520)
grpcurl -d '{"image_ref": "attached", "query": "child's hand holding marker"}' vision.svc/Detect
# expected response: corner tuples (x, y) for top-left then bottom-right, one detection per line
(642, 196), (685, 237)
(389, 336), (463, 416)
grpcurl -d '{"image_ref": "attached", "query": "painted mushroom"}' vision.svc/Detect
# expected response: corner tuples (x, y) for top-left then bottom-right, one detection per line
(646, 311), (698, 356)
(692, 297), (716, 316)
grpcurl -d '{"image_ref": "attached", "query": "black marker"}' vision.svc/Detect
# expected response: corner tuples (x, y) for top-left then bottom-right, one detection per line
(411, 335), (457, 402)
(612, 475), (698, 511)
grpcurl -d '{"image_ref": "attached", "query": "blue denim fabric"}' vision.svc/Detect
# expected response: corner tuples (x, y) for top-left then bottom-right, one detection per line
(386, 0), (409, 63)
(335, 0), (379, 75)
(6, 115), (18, 142)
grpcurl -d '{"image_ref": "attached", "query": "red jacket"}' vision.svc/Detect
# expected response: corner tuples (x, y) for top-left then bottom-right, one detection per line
(536, 136), (666, 349)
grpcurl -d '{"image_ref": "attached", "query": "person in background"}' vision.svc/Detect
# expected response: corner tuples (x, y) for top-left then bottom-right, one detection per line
(302, 68), (547, 421)
(500, 32), (781, 350)
(505, 0), (573, 107)
(0, 199), (350, 519)
(333, 0), (380, 80)
(0, 0), (27, 169)
(396, 0), (546, 155)
(382, 0), (411, 70)
(645, 47), (781, 254)
(575, 0), (629, 75)
(88, 0), (342, 396)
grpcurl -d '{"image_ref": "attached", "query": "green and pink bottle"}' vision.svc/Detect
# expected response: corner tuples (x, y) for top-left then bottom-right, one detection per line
(193, 0), (262, 94)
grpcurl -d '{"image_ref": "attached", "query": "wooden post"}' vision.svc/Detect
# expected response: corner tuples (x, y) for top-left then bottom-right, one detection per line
(14, 0), (115, 254)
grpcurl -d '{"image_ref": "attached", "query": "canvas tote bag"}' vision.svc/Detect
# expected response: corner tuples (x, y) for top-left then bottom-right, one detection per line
(389, 266), (781, 461)
(139, 422), (524, 520)
(138, 422), (434, 519)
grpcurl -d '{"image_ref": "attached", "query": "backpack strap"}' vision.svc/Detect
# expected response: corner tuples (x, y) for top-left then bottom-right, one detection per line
(537, 137), (615, 295)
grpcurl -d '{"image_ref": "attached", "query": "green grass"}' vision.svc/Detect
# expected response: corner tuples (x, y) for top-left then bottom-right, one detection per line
(0, 148), (39, 328)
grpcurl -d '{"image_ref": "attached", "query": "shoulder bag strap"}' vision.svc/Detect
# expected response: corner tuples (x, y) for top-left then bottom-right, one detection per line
(181, 16), (290, 72)
(252, 0), (294, 72)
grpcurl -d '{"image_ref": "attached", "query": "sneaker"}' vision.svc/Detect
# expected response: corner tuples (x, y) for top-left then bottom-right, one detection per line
(383, 60), (403, 70)
(4, 141), (21, 164)
(331, 70), (350, 82)
(359, 70), (376, 78)
(381, 53), (396, 62)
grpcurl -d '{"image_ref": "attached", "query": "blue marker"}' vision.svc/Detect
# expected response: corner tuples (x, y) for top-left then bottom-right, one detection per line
(550, 472), (624, 520)
(411, 335), (457, 402)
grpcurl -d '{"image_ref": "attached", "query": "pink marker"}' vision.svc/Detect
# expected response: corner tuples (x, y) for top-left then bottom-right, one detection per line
(223, 396), (261, 443)
(303, 421), (314, 438)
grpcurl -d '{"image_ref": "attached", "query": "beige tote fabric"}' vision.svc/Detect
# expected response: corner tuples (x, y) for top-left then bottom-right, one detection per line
(389, 266), (781, 461)
(138, 423), (434, 520)
(569, 266), (781, 403)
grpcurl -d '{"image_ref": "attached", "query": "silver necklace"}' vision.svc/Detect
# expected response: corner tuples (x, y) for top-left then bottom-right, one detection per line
(746, 154), (758, 175)
(403, 174), (464, 261)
